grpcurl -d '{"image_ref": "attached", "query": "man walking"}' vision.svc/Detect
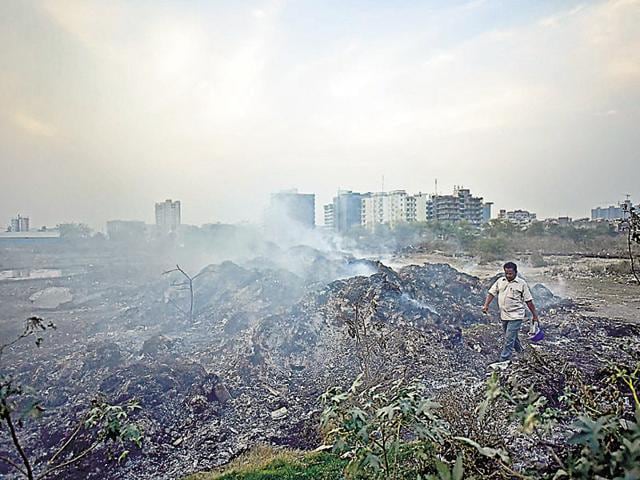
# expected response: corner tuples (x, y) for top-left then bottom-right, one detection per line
(482, 262), (538, 365)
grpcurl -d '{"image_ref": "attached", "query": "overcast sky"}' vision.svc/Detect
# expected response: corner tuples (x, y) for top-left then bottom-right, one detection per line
(1, 0), (639, 229)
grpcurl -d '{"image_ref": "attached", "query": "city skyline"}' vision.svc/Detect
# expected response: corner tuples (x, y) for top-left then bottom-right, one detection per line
(1, 0), (639, 228)
(4, 188), (637, 233)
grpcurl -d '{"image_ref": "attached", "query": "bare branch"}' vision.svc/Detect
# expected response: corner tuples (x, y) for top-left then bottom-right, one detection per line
(167, 298), (187, 316)
(0, 455), (28, 476)
(47, 413), (89, 466)
(192, 270), (208, 281)
(3, 404), (34, 479)
(162, 264), (195, 322)
(37, 442), (101, 480)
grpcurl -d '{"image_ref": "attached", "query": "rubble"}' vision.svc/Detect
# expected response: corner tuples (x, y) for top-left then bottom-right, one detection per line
(270, 407), (288, 420)
(29, 286), (73, 309)
(1, 246), (636, 480)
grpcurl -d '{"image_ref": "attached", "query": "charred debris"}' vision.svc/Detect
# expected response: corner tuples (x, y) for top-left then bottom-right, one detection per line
(1, 245), (637, 479)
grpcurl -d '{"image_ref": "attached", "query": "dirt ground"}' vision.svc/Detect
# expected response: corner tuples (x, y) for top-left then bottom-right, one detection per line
(1, 243), (638, 479)
(2, 245), (638, 335)
(389, 252), (640, 324)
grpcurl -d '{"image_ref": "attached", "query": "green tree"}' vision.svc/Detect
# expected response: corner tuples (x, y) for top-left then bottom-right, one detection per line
(57, 223), (93, 239)
(453, 221), (478, 250)
(473, 237), (510, 262)
(484, 219), (518, 238)
(524, 221), (545, 236)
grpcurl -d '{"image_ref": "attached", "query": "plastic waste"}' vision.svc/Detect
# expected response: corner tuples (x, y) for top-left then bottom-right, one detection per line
(528, 320), (544, 342)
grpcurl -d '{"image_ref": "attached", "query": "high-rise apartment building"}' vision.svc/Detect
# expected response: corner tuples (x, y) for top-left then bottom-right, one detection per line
(323, 204), (335, 229)
(361, 190), (411, 229)
(482, 202), (493, 224)
(412, 193), (431, 223)
(324, 186), (490, 231)
(269, 190), (315, 228)
(325, 190), (364, 232)
(426, 187), (485, 225)
(9, 215), (29, 232)
(428, 194), (461, 223)
(456, 187), (484, 226)
(155, 199), (181, 232)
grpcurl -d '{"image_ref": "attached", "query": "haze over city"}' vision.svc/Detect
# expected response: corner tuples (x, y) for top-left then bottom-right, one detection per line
(1, 0), (639, 229)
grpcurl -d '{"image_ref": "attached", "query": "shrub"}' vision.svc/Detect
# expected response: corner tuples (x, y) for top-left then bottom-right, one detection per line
(530, 251), (547, 268)
(320, 375), (452, 479)
(319, 375), (517, 480)
(473, 237), (510, 262)
(604, 261), (632, 276)
(554, 364), (640, 479)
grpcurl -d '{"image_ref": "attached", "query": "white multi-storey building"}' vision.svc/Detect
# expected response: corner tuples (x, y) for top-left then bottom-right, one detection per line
(412, 193), (431, 223)
(361, 190), (411, 229)
(499, 209), (537, 226)
(591, 199), (633, 221)
(324, 186), (490, 231)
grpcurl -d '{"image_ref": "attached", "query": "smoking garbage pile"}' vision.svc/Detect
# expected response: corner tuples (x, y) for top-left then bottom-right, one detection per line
(1, 245), (637, 479)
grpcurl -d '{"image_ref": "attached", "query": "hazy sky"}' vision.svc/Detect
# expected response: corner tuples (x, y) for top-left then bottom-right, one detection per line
(1, 0), (639, 229)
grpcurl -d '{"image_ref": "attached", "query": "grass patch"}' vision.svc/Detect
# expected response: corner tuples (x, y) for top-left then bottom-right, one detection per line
(184, 445), (347, 480)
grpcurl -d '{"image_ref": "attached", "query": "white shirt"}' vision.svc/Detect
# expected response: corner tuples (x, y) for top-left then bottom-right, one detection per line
(488, 276), (533, 321)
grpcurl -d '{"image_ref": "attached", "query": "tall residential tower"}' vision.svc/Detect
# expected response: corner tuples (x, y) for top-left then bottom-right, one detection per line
(155, 199), (181, 232)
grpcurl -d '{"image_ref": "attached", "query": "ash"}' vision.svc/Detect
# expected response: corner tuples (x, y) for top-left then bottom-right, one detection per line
(0, 243), (637, 479)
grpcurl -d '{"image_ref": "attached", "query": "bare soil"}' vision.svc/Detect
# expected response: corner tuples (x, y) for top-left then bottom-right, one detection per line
(390, 252), (640, 324)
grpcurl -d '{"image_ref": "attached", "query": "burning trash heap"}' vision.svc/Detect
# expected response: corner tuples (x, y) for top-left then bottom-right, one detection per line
(1, 246), (638, 479)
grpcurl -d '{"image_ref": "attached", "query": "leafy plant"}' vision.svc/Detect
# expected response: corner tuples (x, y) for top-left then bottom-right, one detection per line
(319, 374), (526, 479)
(0, 317), (143, 479)
(320, 374), (450, 479)
(549, 363), (640, 479)
(554, 410), (640, 479)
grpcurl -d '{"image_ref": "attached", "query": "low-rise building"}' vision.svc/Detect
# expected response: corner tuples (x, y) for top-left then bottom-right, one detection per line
(498, 209), (537, 227)
(0, 230), (60, 242)
(591, 200), (633, 220)
(106, 220), (147, 241)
